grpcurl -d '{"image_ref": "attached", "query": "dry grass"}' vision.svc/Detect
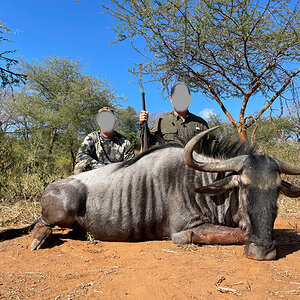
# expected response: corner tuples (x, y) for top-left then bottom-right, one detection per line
(0, 199), (41, 228)
(278, 197), (300, 219)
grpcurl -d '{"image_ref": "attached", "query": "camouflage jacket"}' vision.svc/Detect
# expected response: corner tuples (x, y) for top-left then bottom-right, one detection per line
(74, 131), (134, 174)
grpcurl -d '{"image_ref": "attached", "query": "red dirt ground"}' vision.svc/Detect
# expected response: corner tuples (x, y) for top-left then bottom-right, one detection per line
(0, 218), (299, 300)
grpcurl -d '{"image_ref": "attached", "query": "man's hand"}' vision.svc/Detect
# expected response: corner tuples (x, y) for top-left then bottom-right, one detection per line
(139, 110), (149, 124)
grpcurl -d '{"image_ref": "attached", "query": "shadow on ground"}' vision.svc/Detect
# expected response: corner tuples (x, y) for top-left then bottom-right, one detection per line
(274, 228), (300, 259)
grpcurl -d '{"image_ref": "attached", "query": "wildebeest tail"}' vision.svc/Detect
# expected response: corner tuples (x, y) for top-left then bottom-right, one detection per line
(0, 219), (39, 241)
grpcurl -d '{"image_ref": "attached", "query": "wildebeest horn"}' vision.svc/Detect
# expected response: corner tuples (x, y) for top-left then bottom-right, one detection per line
(183, 126), (247, 172)
(273, 157), (300, 175)
(280, 180), (300, 197)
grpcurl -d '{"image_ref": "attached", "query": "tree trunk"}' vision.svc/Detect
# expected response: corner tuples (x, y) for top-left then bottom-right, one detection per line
(69, 139), (76, 172)
(49, 128), (57, 155)
(238, 120), (249, 143)
(238, 128), (248, 142)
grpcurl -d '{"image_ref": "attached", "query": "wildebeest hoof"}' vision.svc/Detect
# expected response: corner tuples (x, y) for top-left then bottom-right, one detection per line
(31, 224), (52, 250)
(31, 232), (51, 250)
(31, 238), (44, 250)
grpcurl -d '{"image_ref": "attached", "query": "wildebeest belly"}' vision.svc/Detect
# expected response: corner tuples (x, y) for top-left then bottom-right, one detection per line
(75, 195), (170, 242)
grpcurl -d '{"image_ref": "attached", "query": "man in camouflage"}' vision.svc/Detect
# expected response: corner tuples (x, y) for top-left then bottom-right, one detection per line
(74, 107), (135, 174)
(139, 83), (217, 152)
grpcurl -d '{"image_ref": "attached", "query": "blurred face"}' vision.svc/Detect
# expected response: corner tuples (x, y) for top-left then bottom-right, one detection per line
(171, 85), (192, 112)
(96, 111), (116, 133)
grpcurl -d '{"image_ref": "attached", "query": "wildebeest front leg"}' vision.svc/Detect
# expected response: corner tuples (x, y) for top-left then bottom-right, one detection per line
(31, 218), (52, 250)
(172, 224), (248, 245)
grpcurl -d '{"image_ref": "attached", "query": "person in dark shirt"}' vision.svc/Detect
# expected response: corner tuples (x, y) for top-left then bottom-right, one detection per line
(139, 83), (217, 151)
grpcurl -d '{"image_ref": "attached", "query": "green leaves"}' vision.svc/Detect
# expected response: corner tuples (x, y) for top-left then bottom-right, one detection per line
(2, 56), (121, 174)
(115, 106), (140, 150)
(17, 56), (118, 134)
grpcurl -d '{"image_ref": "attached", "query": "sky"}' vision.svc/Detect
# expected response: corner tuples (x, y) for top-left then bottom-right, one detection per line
(1, 0), (282, 121)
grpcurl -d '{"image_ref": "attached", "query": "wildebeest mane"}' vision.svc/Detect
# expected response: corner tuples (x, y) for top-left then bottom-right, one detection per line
(175, 131), (256, 159)
(119, 143), (183, 168)
(204, 138), (256, 159)
(118, 136), (255, 169)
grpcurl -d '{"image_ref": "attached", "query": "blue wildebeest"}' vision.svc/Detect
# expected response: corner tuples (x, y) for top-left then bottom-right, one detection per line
(1, 127), (299, 260)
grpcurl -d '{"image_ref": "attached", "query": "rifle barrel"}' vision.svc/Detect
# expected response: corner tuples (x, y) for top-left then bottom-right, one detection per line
(141, 92), (149, 150)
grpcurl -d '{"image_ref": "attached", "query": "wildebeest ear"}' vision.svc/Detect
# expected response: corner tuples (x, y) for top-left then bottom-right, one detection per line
(195, 175), (240, 195)
(280, 180), (300, 198)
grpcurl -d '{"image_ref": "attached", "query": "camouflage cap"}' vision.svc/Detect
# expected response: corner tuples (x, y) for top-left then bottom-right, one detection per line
(98, 107), (115, 114)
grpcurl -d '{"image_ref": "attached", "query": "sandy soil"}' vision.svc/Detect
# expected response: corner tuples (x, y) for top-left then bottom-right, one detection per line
(0, 218), (299, 300)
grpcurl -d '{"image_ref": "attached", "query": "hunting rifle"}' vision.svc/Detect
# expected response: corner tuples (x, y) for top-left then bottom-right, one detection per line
(142, 92), (149, 151)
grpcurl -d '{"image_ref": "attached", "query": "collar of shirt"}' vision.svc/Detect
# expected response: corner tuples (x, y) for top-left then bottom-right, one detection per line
(99, 131), (116, 142)
(172, 110), (191, 124)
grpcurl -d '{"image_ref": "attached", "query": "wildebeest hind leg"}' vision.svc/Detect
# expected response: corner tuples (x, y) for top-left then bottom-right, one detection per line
(31, 218), (52, 250)
(172, 224), (248, 245)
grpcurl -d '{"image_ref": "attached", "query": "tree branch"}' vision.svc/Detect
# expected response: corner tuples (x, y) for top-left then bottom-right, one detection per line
(246, 67), (300, 128)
